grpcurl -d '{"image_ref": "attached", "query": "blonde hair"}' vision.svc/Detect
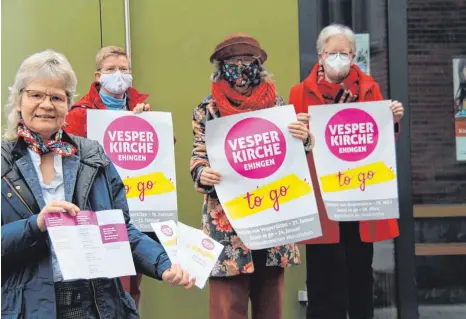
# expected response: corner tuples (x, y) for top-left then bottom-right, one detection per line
(3, 50), (77, 140)
(210, 60), (273, 83)
(317, 24), (356, 54)
(95, 46), (130, 70)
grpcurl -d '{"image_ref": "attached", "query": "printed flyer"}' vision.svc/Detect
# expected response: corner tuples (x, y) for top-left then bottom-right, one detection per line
(205, 105), (321, 250)
(152, 220), (178, 264)
(151, 221), (223, 289)
(309, 100), (399, 221)
(88, 110), (177, 231)
(453, 57), (466, 161)
(355, 33), (370, 74)
(45, 209), (136, 280)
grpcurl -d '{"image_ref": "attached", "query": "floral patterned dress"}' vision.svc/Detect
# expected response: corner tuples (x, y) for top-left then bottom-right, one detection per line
(190, 94), (309, 278)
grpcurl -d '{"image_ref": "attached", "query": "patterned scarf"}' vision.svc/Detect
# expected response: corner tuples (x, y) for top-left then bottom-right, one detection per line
(211, 79), (276, 117)
(17, 120), (77, 156)
(317, 64), (360, 104)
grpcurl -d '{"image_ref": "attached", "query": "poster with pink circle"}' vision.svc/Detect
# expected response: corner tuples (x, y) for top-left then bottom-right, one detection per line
(87, 110), (178, 231)
(205, 105), (322, 250)
(309, 101), (400, 221)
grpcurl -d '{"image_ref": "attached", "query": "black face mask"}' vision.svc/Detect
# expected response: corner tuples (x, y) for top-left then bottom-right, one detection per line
(221, 61), (261, 87)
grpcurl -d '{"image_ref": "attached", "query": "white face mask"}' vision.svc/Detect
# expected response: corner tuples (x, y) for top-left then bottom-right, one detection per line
(323, 53), (351, 79)
(99, 71), (133, 95)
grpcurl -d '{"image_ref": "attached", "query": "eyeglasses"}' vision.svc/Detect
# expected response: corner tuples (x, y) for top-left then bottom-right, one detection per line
(98, 67), (131, 74)
(324, 52), (352, 61)
(224, 56), (257, 65)
(21, 89), (68, 107)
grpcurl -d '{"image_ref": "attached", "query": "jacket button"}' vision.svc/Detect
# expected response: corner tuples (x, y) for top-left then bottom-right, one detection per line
(15, 186), (21, 190)
(7, 193), (12, 198)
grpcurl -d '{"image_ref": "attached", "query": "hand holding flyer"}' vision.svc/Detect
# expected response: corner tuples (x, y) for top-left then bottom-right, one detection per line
(45, 210), (136, 281)
(151, 221), (223, 289)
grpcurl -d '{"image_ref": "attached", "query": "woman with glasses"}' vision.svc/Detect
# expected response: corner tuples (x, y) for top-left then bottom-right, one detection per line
(1, 50), (194, 319)
(190, 33), (313, 319)
(289, 24), (404, 319)
(63, 45), (152, 307)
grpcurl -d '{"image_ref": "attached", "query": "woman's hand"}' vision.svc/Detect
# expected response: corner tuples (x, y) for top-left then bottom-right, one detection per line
(297, 113), (310, 125)
(391, 100), (404, 123)
(37, 200), (80, 232)
(161, 264), (196, 289)
(199, 167), (222, 186)
(288, 121), (310, 142)
(133, 103), (151, 113)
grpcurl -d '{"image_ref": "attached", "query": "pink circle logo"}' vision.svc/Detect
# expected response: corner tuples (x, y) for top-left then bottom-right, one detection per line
(104, 116), (158, 170)
(161, 225), (173, 237)
(202, 238), (214, 250)
(225, 117), (286, 179)
(325, 108), (378, 162)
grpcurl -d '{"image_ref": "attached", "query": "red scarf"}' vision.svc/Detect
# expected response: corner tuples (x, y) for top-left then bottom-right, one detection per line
(211, 80), (276, 117)
(316, 64), (360, 104)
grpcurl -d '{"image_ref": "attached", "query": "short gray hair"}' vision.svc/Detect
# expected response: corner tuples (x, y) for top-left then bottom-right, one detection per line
(316, 24), (356, 54)
(3, 50), (77, 140)
(210, 60), (273, 83)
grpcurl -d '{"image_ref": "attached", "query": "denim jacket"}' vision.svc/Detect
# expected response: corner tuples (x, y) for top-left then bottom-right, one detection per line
(1, 134), (171, 319)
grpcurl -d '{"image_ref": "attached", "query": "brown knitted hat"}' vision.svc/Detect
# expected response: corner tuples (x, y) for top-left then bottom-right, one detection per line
(210, 32), (267, 64)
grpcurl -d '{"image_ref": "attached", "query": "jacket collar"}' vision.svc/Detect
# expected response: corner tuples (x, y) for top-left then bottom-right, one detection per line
(8, 135), (80, 208)
(72, 82), (149, 111)
(303, 63), (377, 103)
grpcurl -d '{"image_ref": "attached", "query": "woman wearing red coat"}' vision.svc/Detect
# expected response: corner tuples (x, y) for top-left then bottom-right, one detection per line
(64, 46), (151, 308)
(289, 24), (404, 319)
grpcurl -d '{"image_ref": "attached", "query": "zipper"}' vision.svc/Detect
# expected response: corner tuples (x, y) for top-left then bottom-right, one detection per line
(3, 177), (33, 216)
(90, 280), (102, 319)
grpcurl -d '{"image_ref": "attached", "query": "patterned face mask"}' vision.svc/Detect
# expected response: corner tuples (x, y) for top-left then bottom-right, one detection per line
(221, 61), (261, 87)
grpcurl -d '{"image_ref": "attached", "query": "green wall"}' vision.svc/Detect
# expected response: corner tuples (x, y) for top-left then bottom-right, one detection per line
(1, 0), (101, 125)
(1, 1), (308, 318)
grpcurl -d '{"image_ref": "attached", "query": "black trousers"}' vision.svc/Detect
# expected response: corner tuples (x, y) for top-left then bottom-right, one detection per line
(306, 222), (374, 319)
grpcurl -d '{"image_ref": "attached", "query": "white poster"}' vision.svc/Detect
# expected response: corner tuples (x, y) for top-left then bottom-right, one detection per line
(205, 105), (321, 250)
(355, 33), (370, 75)
(88, 110), (177, 231)
(309, 101), (399, 221)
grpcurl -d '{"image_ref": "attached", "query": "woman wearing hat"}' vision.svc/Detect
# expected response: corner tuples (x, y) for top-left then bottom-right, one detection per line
(190, 33), (313, 319)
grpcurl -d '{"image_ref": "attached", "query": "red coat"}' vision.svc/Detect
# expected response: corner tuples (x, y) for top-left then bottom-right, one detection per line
(64, 82), (149, 137)
(289, 64), (400, 244)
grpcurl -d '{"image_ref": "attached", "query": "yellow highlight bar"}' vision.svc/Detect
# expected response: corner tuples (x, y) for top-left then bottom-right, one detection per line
(320, 161), (395, 193)
(123, 172), (175, 199)
(224, 174), (312, 221)
(188, 244), (214, 261)
(163, 237), (177, 247)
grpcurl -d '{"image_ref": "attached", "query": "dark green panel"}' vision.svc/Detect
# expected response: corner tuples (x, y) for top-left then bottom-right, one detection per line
(1, 0), (102, 133)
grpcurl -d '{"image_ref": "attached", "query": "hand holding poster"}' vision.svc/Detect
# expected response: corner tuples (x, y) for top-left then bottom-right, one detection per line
(309, 101), (399, 221)
(205, 105), (321, 250)
(87, 110), (177, 231)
